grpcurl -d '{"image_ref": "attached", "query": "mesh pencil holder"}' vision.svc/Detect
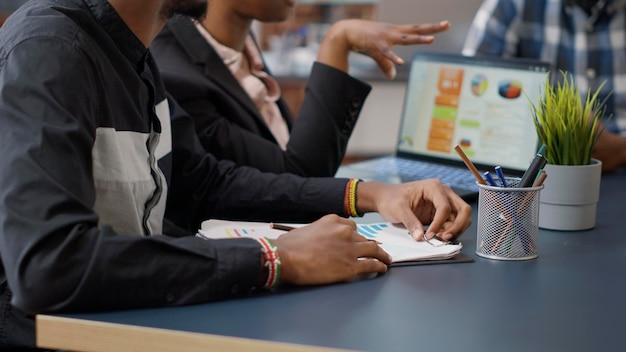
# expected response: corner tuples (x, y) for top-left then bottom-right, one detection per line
(476, 178), (543, 261)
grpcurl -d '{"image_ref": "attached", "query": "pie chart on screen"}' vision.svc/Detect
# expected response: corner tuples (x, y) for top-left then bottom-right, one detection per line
(470, 74), (488, 96)
(498, 80), (522, 99)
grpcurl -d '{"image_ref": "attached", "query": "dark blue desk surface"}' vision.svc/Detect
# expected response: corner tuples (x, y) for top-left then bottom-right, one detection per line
(52, 172), (626, 352)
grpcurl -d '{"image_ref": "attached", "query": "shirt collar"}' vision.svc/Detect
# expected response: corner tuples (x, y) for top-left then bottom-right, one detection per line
(193, 21), (242, 68)
(83, 0), (149, 72)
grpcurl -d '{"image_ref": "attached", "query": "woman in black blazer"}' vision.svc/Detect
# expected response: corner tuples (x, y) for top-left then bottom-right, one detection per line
(151, 1), (449, 177)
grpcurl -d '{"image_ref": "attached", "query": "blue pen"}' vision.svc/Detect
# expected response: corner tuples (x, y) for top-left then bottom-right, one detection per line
(494, 166), (507, 187)
(483, 171), (497, 186)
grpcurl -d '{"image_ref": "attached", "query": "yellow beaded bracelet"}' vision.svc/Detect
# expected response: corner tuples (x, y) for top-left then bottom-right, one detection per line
(344, 179), (362, 217)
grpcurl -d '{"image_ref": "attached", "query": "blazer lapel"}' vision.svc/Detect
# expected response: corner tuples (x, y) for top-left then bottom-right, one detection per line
(166, 18), (270, 127)
(247, 33), (295, 130)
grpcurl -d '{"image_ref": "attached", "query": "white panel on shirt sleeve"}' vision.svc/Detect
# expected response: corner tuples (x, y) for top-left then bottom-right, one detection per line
(154, 99), (172, 160)
(92, 128), (156, 235)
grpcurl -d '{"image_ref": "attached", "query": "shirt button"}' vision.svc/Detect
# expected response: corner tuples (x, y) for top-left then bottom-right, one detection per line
(351, 97), (361, 108)
(586, 68), (596, 79)
(230, 284), (240, 294)
(586, 23), (594, 32)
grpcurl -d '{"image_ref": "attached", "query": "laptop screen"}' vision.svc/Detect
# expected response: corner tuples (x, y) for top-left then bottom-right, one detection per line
(396, 52), (550, 174)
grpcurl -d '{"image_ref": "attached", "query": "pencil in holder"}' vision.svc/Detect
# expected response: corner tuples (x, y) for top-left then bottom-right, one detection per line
(476, 177), (543, 261)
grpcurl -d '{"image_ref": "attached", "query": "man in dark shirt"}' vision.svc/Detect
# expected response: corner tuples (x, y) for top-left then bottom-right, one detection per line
(0, 0), (472, 349)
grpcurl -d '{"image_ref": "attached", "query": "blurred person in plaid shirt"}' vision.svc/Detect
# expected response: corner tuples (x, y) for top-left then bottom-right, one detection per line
(463, 0), (626, 172)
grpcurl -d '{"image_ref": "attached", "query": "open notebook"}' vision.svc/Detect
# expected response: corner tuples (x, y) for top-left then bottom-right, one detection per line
(336, 52), (550, 201)
(198, 220), (470, 265)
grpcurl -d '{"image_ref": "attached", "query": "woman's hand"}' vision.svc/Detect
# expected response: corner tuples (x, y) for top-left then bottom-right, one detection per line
(317, 19), (450, 78)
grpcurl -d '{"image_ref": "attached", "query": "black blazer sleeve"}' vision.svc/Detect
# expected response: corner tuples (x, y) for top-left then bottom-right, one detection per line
(151, 18), (372, 177)
(165, 96), (351, 233)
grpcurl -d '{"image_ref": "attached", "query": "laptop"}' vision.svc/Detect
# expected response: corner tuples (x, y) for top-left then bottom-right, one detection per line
(336, 52), (551, 201)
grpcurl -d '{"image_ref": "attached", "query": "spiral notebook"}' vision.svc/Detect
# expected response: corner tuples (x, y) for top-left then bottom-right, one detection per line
(198, 219), (473, 265)
(336, 52), (550, 201)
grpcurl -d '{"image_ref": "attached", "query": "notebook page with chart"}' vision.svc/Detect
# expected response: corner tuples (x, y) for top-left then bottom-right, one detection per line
(198, 220), (465, 263)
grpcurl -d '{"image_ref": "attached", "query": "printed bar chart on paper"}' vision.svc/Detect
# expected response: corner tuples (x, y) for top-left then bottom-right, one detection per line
(198, 220), (463, 263)
(356, 223), (390, 239)
(220, 226), (258, 238)
(198, 221), (286, 239)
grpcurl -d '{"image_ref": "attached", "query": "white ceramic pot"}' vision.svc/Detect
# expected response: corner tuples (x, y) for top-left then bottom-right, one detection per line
(539, 159), (602, 231)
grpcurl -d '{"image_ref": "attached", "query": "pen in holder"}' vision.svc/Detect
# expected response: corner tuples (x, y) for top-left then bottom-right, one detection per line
(476, 177), (543, 261)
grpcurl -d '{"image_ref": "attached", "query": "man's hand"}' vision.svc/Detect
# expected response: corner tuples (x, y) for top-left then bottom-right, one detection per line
(317, 19), (450, 79)
(356, 179), (472, 242)
(274, 214), (391, 286)
(593, 126), (626, 172)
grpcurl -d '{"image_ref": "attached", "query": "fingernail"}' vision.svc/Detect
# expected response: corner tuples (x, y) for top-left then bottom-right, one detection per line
(388, 65), (397, 79)
(440, 20), (449, 26)
(426, 231), (436, 239)
(410, 228), (423, 240)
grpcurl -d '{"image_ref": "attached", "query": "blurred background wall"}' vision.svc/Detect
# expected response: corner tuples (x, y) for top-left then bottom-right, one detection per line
(378, 0), (483, 57)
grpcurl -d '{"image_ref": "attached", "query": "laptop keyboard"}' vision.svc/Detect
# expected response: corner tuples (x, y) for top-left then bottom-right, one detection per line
(360, 156), (478, 192)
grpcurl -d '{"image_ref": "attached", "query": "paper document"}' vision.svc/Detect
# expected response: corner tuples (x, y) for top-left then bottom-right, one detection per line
(198, 220), (462, 263)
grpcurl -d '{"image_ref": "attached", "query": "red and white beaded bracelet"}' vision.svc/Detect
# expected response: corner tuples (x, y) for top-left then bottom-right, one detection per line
(257, 237), (281, 290)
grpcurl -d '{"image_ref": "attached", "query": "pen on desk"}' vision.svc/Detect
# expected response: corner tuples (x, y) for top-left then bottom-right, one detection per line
(483, 171), (497, 186)
(454, 145), (486, 185)
(494, 166), (508, 187)
(519, 144), (548, 188)
(270, 223), (296, 232)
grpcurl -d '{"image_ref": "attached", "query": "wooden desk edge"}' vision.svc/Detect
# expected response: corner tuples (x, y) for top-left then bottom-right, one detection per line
(37, 314), (356, 352)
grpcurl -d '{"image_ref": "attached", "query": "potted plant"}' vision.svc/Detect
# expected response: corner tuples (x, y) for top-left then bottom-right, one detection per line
(528, 70), (608, 230)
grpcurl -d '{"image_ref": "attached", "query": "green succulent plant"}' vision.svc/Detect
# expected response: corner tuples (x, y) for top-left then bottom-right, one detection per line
(528, 71), (609, 166)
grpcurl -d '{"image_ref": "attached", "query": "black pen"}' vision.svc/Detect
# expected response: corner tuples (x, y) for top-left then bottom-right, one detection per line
(270, 223), (296, 231)
(519, 145), (548, 187)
